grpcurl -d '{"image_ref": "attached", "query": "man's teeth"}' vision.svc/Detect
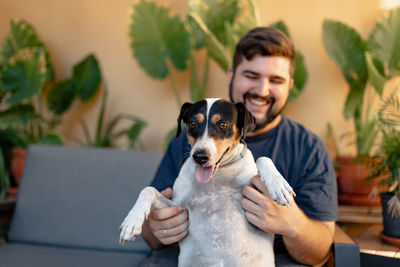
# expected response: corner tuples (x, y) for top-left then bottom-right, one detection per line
(249, 98), (269, 106)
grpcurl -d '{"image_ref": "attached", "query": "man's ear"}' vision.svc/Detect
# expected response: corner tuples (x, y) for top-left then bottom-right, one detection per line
(235, 102), (256, 138)
(176, 102), (193, 137)
(289, 78), (294, 91)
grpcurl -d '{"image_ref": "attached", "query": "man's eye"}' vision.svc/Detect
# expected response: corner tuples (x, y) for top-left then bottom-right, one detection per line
(245, 75), (258, 80)
(218, 122), (228, 130)
(189, 122), (197, 129)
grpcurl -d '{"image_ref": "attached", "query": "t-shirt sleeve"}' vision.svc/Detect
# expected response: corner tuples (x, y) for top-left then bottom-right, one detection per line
(150, 132), (189, 191)
(294, 138), (338, 222)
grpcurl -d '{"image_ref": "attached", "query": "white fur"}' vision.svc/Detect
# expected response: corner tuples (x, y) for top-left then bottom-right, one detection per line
(119, 99), (295, 267)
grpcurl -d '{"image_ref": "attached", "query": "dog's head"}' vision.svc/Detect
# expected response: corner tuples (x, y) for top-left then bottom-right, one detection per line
(176, 98), (255, 184)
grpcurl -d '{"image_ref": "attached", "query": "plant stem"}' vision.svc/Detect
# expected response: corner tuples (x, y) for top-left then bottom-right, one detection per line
(169, 70), (182, 108)
(200, 56), (209, 100)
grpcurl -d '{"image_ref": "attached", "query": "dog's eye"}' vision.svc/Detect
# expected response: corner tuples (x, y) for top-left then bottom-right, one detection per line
(218, 122), (228, 130)
(189, 121), (197, 129)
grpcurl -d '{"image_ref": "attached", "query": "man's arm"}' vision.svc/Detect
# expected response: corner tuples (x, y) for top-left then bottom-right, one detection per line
(242, 176), (335, 266)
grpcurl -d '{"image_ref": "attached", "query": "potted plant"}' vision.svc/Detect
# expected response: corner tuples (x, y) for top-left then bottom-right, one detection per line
(368, 91), (400, 241)
(0, 19), (102, 193)
(128, 0), (308, 147)
(322, 8), (400, 205)
(72, 88), (147, 149)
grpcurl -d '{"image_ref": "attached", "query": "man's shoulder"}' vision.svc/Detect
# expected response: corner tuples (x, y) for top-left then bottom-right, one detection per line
(281, 117), (321, 143)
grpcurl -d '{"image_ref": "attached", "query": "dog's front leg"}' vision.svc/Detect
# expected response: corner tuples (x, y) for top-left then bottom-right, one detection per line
(119, 186), (174, 244)
(256, 157), (296, 206)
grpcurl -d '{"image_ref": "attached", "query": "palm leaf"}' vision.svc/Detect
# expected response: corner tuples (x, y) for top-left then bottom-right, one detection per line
(0, 104), (37, 128)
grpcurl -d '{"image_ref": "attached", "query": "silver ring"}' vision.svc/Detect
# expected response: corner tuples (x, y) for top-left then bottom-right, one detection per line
(163, 229), (167, 236)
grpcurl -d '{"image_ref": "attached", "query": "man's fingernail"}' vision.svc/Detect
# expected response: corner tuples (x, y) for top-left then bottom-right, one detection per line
(178, 207), (182, 212)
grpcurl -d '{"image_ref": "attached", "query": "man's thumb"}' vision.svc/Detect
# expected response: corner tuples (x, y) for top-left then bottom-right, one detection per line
(161, 187), (173, 199)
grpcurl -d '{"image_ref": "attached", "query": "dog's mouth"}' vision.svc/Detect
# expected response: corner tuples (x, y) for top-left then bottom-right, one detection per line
(194, 147), (229, 184)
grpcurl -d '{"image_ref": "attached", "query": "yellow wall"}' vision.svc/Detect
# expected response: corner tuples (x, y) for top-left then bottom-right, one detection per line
(0, 0), (385, 153)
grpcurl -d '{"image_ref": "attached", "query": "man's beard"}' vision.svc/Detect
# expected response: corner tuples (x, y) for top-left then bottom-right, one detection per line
(244, 92), (287, 131)
(229, 78), (287, 131)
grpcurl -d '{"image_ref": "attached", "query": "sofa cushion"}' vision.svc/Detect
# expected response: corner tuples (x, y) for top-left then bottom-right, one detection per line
(8, 145), (162, 252)
(0, 243), (149, 267)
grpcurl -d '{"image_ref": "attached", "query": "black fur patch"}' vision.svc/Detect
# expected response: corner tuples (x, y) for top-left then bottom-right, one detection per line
(208, 99), (237, 140)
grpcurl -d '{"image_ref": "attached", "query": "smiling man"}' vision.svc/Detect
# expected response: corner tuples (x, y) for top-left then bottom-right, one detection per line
(140, 27), (338, 266)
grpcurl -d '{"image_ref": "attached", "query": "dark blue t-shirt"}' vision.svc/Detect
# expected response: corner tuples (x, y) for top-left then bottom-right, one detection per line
(150, 116), (338, 251)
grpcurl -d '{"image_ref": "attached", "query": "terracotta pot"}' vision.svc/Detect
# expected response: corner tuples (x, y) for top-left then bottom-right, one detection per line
(10, 148), (27, 185)
(336, 156), (387, 206)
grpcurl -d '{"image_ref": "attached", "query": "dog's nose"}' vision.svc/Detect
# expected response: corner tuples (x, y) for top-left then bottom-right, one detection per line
(193, 149), (209, 165)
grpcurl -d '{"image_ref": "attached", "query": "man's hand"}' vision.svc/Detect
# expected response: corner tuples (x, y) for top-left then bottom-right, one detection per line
(242, 175), (335, 265)
(142, 188), (189, 249)
(242, 175), (296, 237)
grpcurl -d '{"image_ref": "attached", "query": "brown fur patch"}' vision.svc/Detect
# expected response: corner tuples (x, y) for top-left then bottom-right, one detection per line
(211, 114), (221, 125)
(196, 113), (205, 124)
(186, 128), (197, 146)
(213, 124), (241, 157)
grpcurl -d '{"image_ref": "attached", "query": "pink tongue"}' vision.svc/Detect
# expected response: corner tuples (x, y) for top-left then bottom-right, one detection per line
(195, 165), (214, 184)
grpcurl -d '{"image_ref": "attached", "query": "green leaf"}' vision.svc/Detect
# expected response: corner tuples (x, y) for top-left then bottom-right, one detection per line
(73, 54), (101, 101)
(38, 132), (63, 145)
(369, 7), (400, 76)
(46, 78), (78, 115)
(343, 84), (365, 119)
(128, 120), (147, 144)
(322, 19), (368, 89)
(365, 51), (385, 96)
(0, 19), (54, 81)
(129, 0), (191, 79)
(188, 0), (240, 46)
(164, 126), (178, 151)
(270, 20), (290, 39)
(0, 47), (47, 104)
(0, 129), (26, 147)
(0, 147), (10, 200)
(189, 12), (231, 71)
(290, 51), (308, 101)
(0, 104), (37, 128)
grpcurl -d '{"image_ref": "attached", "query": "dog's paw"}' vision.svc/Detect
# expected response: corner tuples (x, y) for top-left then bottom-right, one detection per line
(119, 203), (150, 245)
(256, 157), (295, 206)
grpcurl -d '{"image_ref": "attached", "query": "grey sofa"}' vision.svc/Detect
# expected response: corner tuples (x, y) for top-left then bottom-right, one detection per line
(0, 145), (359, 267)
(0, 145), (159, 266)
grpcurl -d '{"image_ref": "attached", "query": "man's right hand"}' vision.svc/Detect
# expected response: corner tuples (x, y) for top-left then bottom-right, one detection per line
(142, 187), (189, 249)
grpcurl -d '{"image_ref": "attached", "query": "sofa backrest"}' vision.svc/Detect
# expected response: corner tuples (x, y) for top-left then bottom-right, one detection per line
(8, 145), (162, 252)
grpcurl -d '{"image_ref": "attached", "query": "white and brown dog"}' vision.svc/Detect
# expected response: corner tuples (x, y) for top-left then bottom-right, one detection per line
(119, 98), (295, 267)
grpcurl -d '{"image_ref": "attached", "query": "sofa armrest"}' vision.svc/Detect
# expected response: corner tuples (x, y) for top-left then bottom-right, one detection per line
(328, 224), (360, 267)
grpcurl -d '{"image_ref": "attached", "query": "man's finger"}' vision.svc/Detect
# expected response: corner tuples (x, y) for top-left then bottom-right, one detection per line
(250, 175), (272, 199)
(152, 206), (183, 221)
(161, 187), (173, 199)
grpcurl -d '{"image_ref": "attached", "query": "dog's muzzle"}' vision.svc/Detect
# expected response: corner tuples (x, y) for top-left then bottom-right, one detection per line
(193, 149), (209, 166)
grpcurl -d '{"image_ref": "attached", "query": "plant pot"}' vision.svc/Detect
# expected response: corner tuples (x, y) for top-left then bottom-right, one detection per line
(336, 156), (387, 206)
(380, 192), (400, 239)
(7, 148), (27, 196)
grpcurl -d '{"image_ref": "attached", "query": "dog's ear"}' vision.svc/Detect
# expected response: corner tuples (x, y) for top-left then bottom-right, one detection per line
(176, 102), (193, 137)
(235, 102), (256, 138)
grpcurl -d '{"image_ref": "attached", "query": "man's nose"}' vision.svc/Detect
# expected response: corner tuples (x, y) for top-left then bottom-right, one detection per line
(256, 78), (271, 96)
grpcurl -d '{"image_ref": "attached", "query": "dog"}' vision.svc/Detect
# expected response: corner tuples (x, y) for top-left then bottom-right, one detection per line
(119, 98), (295, 267)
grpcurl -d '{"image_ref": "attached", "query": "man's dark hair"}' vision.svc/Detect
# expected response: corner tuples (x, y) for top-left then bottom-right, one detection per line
(232, 27), (296, 76)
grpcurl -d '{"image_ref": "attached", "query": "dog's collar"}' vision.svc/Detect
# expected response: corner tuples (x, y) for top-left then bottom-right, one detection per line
(219, 139), (247, 168)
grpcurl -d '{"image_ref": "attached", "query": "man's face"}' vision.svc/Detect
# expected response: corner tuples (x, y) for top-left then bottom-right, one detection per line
(228, 55), (293, 131)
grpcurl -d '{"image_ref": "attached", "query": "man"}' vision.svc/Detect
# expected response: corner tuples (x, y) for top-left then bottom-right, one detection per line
(140, 27), (338, 266)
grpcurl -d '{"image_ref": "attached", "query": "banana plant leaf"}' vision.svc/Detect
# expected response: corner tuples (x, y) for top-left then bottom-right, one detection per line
(128, 120), (147, 145)
(0, 19), (54, 81)
(188, 0), (240, 47)
(0, 47), (47, 104)
(129, 0), (191, 79)
(365, 51), (385, 96)
(323, 19), (369, 118)
(189, 12), (231, 71)
(290, 51), (308, 101)
(368, 8), (400, 77)
(73, 54), (101, 101)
